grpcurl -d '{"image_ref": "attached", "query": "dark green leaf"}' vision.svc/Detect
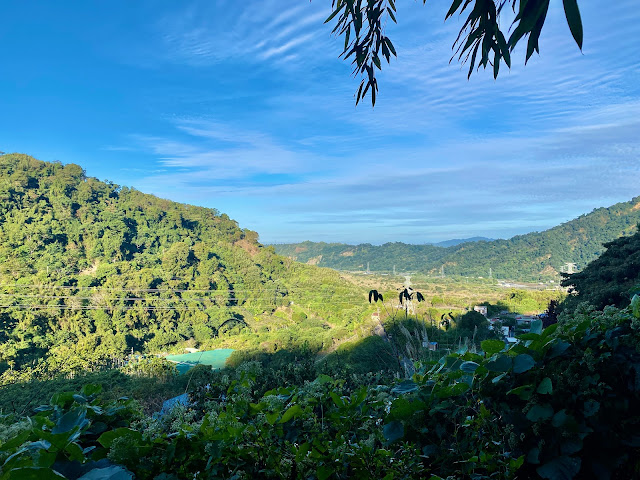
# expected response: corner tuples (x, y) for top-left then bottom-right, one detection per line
(562, 0), (583, 49)
(508, 385), (534, 400)
(530, 319), (543, 335)
(481, 339), (505, 356)
(391, 380), (418, 395)
(4, 467), (67, 480)
(561, 438), (583, 456)
(52, 407), (87, 435)
(527, 403), (554, 422)
(279, 404), (303, 424)
(583, 399), (600, 417)
(486, 354), (512, 372)
(446, 0), (464, 19)
(460, 361), (479, 373)
(81, 384), (102, 397)
(548, 340), (571, 359)
(536, 456), (581, 480)
(77, 466), (133, 480)
(513, 354), (535, 373)
(552, 409), (568, 428)
(383, 420), (404, 444)
(537, 377), (553, 394)
(436, 382), (470, 398)
(97, 428), (142, 449)
(317, 465), (334, 480)
(631, 294), (640, 319)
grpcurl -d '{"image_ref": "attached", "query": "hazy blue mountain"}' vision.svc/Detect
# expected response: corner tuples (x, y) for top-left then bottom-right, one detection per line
(272, 197), (640, 281)
(433, 237), (495, 247)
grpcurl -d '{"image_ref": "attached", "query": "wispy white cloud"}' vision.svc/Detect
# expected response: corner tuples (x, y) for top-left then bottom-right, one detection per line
(155, 0), (333, 68)
(109, 0), (640, 244)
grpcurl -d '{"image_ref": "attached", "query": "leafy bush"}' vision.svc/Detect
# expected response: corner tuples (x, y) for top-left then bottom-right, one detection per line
(2, 304), (639, 479)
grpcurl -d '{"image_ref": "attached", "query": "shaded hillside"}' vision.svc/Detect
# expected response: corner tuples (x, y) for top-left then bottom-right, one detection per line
(561, 226), (640, 310)
(0, 154), (363, 372)
(274, 196), (640, 280)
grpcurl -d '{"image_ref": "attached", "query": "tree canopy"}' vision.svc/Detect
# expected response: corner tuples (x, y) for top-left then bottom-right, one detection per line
(561, 224), (640, 310)
(327, 0), (584, 105)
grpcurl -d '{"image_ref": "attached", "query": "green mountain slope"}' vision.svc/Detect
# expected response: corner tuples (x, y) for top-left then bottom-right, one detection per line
(0, 154), (364, 372)
(273, 197), (640, 280)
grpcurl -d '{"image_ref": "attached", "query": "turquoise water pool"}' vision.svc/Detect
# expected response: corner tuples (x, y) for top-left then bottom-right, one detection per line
(165, 349), (234, 374)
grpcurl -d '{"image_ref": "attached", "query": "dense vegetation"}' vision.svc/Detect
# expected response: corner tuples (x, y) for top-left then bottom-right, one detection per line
(561, 226), (640, 311)
(2, 303), (639, 479)
(274, 197), (640, 281)
(2, 152), (640, 479)
(0, 153), (367, 379)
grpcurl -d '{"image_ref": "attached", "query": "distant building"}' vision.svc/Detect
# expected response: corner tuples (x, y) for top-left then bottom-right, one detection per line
(474, 305), (488, 316)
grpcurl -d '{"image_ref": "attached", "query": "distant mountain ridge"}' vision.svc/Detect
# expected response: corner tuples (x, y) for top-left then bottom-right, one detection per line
(272, 197), (640, 281)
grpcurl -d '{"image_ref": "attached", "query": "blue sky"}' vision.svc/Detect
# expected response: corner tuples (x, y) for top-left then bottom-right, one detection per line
(1, 0), (639, 244)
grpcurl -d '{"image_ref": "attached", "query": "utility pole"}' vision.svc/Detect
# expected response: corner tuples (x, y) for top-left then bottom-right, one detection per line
(393, 265), (396, 276)
(366, 262), (370, 274)
(440, 265), (444, 277)
(563, 263), (577, 274)
(489, 267), (492, 279)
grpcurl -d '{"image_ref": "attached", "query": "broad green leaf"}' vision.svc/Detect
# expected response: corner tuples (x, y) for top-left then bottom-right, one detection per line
(436, 382), (470, 398)
(315, 374), (333, 385)
(517, 333), (540, 341)
(542, 323), (559, 338)
(65, 442), (85, 463)
(330, 392), (344, 408)
(317, 465), (334, 480)
(77, 466), (133, 480)
(526, 404), (554, 422)
(97, 428), (142, 448)
(391, 380), (418, 395)
(530, 319), (543, 335)
(631, 294), (640, 319)
(279, 404), (303, 424)
(537, 377), (553, 394)
(383, 420), (404, 444)
(51, 408), (87, 435)
(583, 399), (600, 417)
(562, 0), (583, 49)
(4, 467), (67, 480)
(0, 430), (31, 450)
(561, 438), (583, 456)
(486, 354), (512, 372)
(536, 455), (581, 480)
(50, 392), (74, 408)
(491, 372), (507, 384)
(81, 384), (102, 397)
(265, 412), (279, 425)
(513, 354), (535, 373)
(460, 361), (479, 373)
(23, 440), (52, 451)
(548, 340), (571, 359)
(552, 409), (568, 428)
(508, 385), (534, 400)
(389, 397), (426, 420)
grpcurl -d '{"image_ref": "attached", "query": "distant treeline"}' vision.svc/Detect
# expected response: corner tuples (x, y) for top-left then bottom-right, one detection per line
(273, 198), (640, 281)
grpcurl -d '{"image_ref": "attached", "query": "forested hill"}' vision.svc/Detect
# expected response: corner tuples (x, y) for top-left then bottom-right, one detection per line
(0, 154), (361, 370)
(273, 197), (640, 280)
